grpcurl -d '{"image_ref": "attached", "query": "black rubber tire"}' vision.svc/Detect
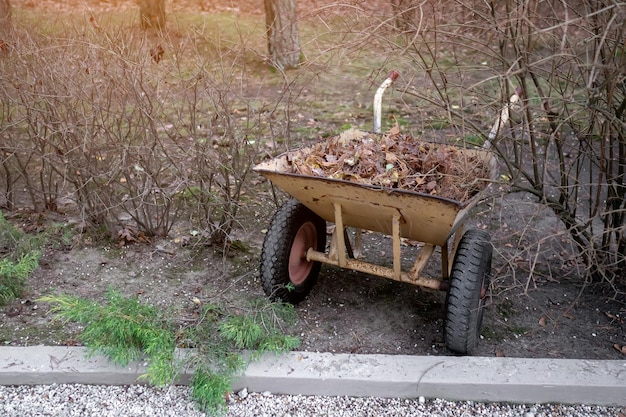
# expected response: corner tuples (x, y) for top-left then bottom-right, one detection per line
(445, 229), (492, 355)
(260, 199), (326, 304)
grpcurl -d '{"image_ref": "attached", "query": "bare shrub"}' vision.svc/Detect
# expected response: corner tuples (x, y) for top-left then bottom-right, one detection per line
(378, 0), (626, 290)
(0, 16), (270, 243)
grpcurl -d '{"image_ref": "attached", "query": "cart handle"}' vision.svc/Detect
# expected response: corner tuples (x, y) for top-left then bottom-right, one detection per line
(373, 70), (400, 133)
(484, 86), (523, 149)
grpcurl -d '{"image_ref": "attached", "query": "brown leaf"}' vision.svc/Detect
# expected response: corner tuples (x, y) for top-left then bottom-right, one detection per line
(137, 231), (150, 243)
(426, 180), (438, 191)
(386, 119), (401, 136)
(614, 344), (626, 355)
(150, 44), (164, 63)
(117, 228), (138, 247)
(495, 349), (505, 357)
(286, 130), (490, 202)
(385, 152), (398, 164)
(0, 39), (9, 53)
(538, 315), (547, 327)
(89, 15), (101, 30)
(337, 128), (367, 146)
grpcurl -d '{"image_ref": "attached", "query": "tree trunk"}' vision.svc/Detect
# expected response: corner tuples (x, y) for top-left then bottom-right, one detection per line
(0, 0), (11, 29)
(264, 0), (301, 70)
(391, 0), (416, 32)
(138, 0), (166, 30)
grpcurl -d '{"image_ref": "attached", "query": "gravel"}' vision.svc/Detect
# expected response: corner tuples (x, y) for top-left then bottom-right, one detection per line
(0, 384), (623, 417)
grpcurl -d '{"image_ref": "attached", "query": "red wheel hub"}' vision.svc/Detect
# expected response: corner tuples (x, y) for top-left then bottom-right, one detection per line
(288, 222), (318, 285)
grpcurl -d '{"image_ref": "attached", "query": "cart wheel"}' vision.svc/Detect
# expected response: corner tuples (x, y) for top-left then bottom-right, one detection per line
(445, 229), (492, 355)
(260, 198), (326, 304)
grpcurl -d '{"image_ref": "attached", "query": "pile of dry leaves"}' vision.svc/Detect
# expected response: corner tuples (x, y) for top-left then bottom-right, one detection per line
(287, 127), (491, 202)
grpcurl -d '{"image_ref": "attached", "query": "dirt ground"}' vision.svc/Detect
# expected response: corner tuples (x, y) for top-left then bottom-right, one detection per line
(2, 0), (625, 360)
(2, 184), (625, 360)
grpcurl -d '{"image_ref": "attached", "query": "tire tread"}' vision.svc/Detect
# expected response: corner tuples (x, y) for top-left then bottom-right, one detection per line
(260, 199), (325, 304)
(445, 229), (492, 354)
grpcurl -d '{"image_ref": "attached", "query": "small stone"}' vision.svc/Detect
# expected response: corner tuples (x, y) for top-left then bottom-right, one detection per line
(237, 387), (248, 400)
(262, 390), (272, 397)
(418, 396), (426, 403)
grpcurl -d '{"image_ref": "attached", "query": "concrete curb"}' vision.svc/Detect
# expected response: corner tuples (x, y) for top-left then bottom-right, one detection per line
(1, 346), (625, 406)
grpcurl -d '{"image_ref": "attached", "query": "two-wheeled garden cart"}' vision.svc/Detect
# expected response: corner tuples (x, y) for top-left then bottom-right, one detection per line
(254, 71), (518, 354)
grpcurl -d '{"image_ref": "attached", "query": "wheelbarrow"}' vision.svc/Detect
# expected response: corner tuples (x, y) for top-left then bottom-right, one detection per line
(254, 71), (520, 354)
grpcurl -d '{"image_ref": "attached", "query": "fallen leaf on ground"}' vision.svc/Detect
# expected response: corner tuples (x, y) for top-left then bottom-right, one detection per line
(117, 228), (137, 247)
(538, 315), (547, 327)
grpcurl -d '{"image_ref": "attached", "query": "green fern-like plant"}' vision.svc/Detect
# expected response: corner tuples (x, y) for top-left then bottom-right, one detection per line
(40, 289), (177, 385)
(0, 252), (41, 305)
(191, 368), (232, 415)
(218, 303), (300, 354)
(186, 299), (300, 412)
(41, 289), (300, 415)
(0, 212), (43, 305)
(0, 212), (47, 259)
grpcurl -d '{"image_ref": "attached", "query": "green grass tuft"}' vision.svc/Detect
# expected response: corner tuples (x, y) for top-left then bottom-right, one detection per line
(0, 252), (41, 305)
(0, 212), (43, 305)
